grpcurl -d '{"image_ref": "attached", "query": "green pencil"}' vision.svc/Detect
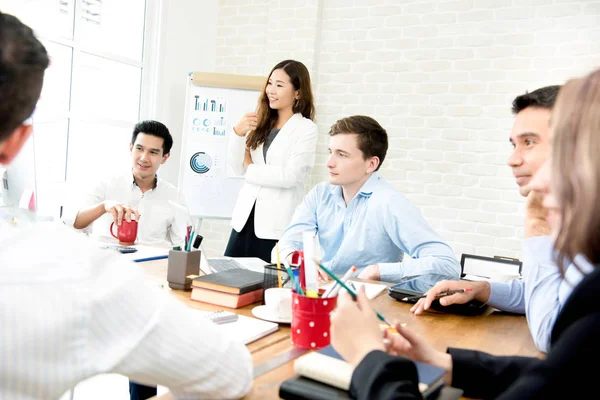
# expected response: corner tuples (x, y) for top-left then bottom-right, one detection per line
(315, 260), (394, 326)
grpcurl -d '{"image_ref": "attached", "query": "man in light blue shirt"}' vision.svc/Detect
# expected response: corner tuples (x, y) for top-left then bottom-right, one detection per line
(273, 115), (461, 282)
(411, 85), (588, 353)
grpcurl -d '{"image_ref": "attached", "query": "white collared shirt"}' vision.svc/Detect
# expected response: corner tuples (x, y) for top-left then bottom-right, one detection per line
(63, 172), (191, 247)
(488, 236), (591, 353)
(0, 221), (253, 399)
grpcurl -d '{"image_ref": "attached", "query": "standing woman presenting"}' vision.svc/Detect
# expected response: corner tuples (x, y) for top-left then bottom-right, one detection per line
(226, 60), (318, 261)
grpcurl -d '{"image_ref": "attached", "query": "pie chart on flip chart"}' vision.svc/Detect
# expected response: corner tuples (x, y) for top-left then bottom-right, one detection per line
(190, 152), (212, 174)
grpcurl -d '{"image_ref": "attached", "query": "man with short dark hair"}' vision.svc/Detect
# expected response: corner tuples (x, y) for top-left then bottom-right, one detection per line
(509, 85), (559, 197)
(411, 85), (591, 353)
(63, 119), (190, 247)
(273, 115), (461, 282)
(62, 119), (189, 400)
(0, 12), (252, 400)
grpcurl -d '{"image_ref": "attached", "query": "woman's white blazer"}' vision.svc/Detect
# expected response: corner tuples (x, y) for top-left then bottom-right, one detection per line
(228, 113), (318, 240)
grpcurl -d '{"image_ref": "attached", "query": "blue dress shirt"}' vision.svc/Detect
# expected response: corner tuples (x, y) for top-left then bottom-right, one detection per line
(274, 174), (461, 282)
(487, 235), (590, 353)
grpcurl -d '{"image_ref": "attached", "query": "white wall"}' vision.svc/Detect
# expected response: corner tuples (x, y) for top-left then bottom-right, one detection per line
(152, 0), (219, 186)
(172, 0), (600, 259)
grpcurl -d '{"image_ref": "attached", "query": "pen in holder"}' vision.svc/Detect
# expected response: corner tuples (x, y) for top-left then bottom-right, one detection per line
(289, 250), (306, 290)
(291, 291), (337, 349)
(167, 249), (200, 290)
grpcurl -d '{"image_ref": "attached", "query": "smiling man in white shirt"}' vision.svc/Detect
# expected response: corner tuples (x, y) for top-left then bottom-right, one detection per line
(0, 12), (252, 400)
(63, 120), (190, 247)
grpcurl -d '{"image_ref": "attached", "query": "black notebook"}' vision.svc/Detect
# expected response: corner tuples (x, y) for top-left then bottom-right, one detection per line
(191, 268), (264, 294)
(279, 345), (446, 400)
(280, 375), (350, 400)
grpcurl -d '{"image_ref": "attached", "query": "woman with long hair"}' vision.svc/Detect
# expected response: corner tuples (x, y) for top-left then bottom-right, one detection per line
(330, 68), (600, 399)
(226, 60), (317, 261)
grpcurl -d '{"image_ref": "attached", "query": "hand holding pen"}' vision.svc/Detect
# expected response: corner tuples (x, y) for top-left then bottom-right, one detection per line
(401, 288), (472, 302)
(314, 259), (393, 326)
(410, 280), (483, 316)
(329, 285), (387, 366)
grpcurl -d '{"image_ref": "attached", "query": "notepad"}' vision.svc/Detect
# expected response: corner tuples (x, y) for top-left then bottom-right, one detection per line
(320, 280), (387, 300)
(290, 345), (445, 398)
(295, 351), (353, 390)
(196, 310), (278, 344)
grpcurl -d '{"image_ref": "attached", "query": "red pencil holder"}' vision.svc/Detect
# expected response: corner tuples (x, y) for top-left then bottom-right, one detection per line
(291, 292), (337, 349)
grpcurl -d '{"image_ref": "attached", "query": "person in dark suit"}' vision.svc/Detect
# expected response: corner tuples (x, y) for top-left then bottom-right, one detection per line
(330, 67), (600, 399)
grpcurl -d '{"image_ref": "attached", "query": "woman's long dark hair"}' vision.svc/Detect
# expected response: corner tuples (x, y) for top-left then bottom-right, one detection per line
(246, 60), (315, 150)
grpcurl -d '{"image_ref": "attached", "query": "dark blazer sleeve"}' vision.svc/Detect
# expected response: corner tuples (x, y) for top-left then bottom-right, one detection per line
(350, 350), (423, 400)
(448, 348), (540, 399)
(451, 313), (600, 399)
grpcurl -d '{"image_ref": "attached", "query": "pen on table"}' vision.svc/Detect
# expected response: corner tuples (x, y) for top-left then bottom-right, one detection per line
(323, 265), (357, 298)
(401, 288), (472, 302)
(314, 259), (394, 327)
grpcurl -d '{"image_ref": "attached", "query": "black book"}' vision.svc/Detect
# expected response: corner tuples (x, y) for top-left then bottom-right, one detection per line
(191, 269), (264, 294)
(280, 375), (349, 399)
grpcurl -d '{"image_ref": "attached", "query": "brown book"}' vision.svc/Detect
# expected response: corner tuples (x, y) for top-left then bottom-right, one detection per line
(191, 287), (264, 309)
(191, 269), (264, 294)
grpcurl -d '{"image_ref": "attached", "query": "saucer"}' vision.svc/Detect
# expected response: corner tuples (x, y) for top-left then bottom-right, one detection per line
(251, 305), (292, 324)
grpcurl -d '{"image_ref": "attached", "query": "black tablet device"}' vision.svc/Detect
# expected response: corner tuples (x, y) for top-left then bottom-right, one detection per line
(388, 274), (488, 316)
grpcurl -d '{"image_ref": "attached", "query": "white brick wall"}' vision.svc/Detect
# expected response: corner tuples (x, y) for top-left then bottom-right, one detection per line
(199, 0), (600, 264)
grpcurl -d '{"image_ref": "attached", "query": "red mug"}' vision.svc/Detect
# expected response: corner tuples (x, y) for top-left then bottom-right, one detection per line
(110, 219), (138, 244)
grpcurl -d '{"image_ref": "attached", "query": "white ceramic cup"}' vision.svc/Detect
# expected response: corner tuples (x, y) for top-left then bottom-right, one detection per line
(264, 288), (292, 320)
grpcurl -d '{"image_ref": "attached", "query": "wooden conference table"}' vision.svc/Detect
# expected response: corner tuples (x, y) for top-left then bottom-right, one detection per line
(140, 259), (541, 400)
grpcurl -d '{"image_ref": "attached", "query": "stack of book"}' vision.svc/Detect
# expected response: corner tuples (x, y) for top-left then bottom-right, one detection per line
(191, 269), (264, 308)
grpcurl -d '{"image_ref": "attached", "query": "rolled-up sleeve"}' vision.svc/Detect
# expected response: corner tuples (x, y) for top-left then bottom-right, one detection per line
(272, 184), (321, 263)
(61, 180), (107, 234)
(379, 194), (461, 282)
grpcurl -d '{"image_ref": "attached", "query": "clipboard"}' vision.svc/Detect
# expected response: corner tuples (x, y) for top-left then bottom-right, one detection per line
(460, 253), (522, 280)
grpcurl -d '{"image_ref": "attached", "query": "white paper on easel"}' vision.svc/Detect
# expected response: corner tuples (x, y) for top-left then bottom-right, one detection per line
(303, 231), (318, 295)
